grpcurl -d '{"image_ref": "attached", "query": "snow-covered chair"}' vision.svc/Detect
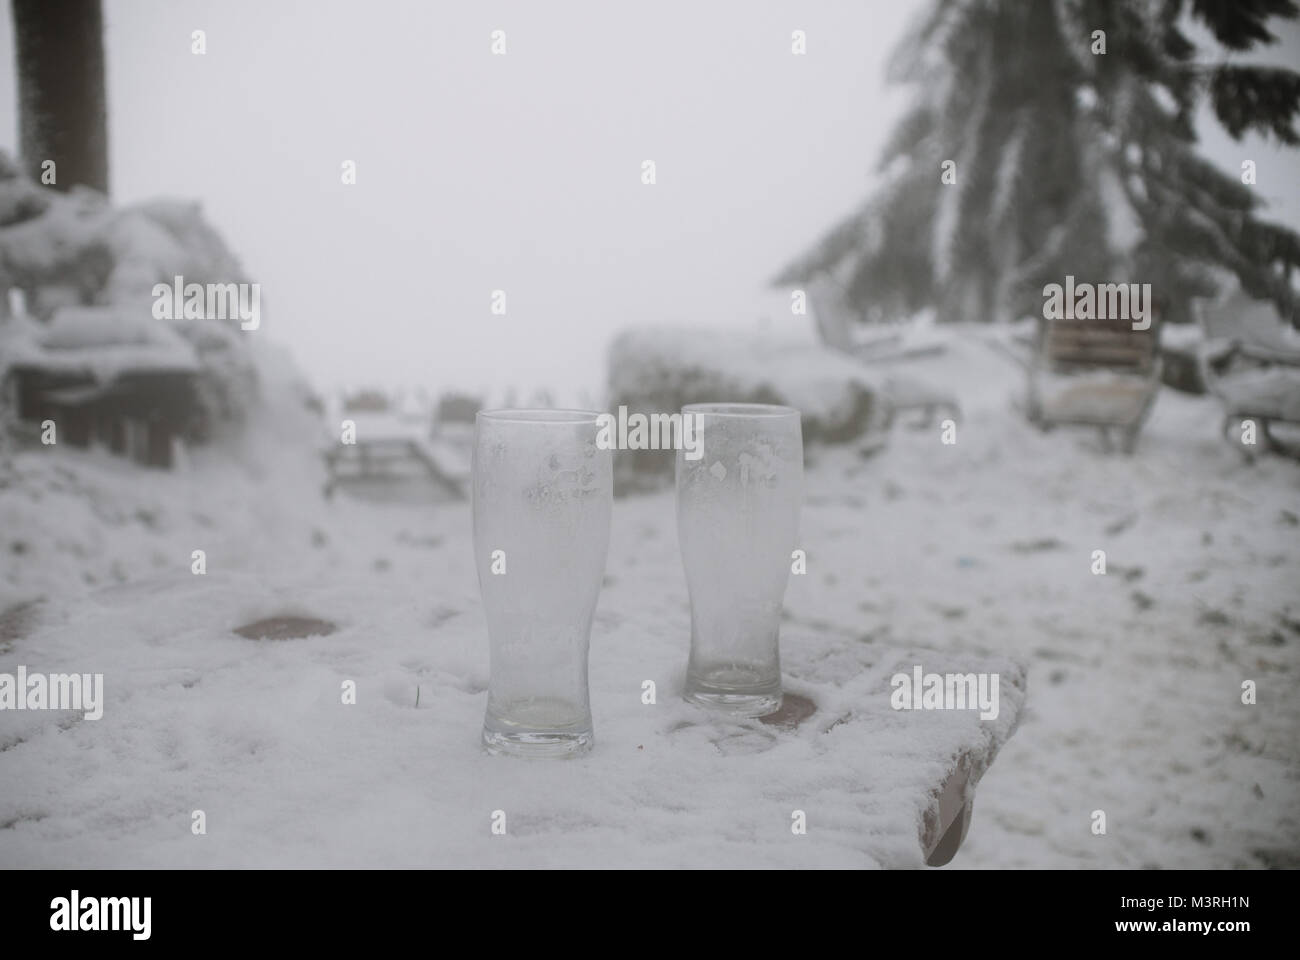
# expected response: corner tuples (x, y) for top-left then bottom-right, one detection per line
(1198, 339), (1300, 461)
(804, 274), (960, 432)
(806, 272), (951, 364)
(1025, 312), (1161, 453)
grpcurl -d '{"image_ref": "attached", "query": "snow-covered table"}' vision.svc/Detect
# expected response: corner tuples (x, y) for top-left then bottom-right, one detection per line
(0, 491), (1024, 868)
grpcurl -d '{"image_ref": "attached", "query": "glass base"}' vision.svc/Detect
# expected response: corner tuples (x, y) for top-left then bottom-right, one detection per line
(684, 668), (782, 718)
(482, 698), (593, 758)
(481, 727), (593, 758)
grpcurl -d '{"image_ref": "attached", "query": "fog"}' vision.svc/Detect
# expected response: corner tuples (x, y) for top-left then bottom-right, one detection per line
(1, 0), (1297, 402)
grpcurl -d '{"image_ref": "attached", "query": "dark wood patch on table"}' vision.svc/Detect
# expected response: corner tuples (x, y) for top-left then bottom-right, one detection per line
(233, 615), (337, 641)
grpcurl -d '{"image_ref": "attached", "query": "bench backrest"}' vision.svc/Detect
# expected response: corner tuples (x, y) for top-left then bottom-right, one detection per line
(1040, 313), (1158, 374)
(805, 273), (859, 353)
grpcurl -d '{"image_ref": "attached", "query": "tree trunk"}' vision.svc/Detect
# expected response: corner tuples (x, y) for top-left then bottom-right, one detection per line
(11, 0), (109, 194)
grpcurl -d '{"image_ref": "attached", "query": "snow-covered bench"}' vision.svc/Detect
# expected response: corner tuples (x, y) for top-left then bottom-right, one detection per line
(1199, 339), (1300, 461)
(1026, 313), (1162, 453)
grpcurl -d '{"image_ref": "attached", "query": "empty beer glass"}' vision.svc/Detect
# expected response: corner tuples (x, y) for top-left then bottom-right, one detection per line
(676, 403), (803, 717)
(473, 409), (612, 756)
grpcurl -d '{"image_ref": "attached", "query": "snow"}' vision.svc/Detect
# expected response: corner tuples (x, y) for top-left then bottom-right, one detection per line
(1033, 369), (1153, 423)
(0, 186), (109, 285)
(0, 492), (1023, 867)
(0, 161), (261, 434)
(1160, 322), (1204, 351)
(1212, 367), (1300, 421)
(1098, 159), (1143, 254)
(853, 309), (952, 363)
(1, 306), (200, 388)
(99, 200), (251, 313)
(0, 440), (1022, 866)
(333, 410), (427, 443)
(2, 326), (1298, 867)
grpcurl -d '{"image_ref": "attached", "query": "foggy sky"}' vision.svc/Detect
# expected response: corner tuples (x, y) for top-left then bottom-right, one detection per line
(1, 0), (1297, 404)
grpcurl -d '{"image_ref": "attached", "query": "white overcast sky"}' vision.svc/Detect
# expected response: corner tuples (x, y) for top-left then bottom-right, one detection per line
(1, 1), (1297, 403)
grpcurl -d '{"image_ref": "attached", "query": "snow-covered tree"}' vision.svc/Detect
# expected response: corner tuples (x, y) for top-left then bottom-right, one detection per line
(775, 0), (1300, 330)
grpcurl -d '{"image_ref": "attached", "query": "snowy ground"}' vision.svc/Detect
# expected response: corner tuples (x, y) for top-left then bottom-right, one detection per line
(1, 328), (1297, 867)
(840, 332), (1300, 869)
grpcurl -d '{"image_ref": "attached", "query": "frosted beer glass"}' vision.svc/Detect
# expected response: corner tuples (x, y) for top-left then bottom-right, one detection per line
(473, 410), (612, 757)
(676, 403), (803, 717)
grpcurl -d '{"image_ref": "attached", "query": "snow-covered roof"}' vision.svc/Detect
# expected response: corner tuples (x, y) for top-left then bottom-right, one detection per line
(0, 305), (199, 383)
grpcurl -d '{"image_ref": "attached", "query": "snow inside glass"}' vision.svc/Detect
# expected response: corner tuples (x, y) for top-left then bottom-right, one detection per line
(676, 403), (803, 717)
(473, 409), (612, 757)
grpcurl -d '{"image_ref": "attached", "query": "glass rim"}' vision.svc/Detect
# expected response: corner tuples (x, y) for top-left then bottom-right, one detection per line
(476, 408), (606, 424)
(680, 402), (800, 418)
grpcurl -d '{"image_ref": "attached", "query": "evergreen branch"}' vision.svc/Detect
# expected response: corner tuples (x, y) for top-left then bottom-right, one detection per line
(876, 105), (936, 172)
(1209, 65), (1300, 143)
(1190, 0), (1298, 51)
